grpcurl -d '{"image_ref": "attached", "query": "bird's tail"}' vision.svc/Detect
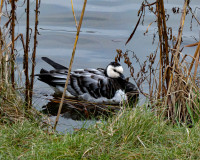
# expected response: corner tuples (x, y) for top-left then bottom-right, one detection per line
(42, 57), (68, 70)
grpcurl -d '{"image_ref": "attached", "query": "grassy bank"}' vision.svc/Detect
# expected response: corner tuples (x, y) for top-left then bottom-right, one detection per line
(1, 107), (200, 159)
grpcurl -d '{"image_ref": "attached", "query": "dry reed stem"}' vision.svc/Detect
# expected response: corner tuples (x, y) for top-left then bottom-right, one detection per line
(25, 0), (30, 108)
(1, 34), (25, 53)
(165, 0), (188, 107)
(185, 42), (199, 47)
(0, 0), (3, 24)
(29, 0), (40, 107)
(11, 0), (15, 88)
(125, 4), (144, 45)
(71, 0), (78, 29)
(174, 0), (188, 63)
(193, 49), (200, 80)
(188, 41), (200, 75)
(53, 0), (87, 130)
(0, 30), (2, 82)
(156, 0), (164, 99)
(188, 5), (200, 25)
(160, 0), (170, 88)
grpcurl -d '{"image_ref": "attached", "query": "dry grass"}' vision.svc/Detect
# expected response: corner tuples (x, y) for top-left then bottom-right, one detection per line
(116, 0), (200, 124)
(0, 82), (25, 124)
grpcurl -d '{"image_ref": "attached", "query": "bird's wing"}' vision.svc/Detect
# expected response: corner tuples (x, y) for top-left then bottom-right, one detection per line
(37, 69), (68, 87)
(69, 69), (113, 98)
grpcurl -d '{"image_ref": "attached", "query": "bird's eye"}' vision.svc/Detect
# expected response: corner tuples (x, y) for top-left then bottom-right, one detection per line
(113, 69), (117, 72)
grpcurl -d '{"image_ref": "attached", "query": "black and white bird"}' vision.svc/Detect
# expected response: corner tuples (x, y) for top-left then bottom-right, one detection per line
(36, 57), (139, 104)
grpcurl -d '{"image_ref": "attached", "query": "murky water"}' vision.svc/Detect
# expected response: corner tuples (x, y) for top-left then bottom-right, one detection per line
(7, 0), (199, 132)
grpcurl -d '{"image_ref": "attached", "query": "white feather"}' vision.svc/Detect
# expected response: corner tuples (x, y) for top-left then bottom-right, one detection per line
(79, 89), (127, 104)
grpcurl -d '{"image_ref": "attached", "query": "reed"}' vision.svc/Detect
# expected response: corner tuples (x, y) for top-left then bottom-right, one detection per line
(0, 0), (40, 110)
(117, 0), (200, 124)
(71, 0), (78, 29)
(10, 0), (15, 88)
(53, 0), (87, 130)
(29, 0), (40, 107)
(24, 0), (30, 108)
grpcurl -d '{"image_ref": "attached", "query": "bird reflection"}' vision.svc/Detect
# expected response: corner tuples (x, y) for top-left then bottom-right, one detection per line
(42, 93), (121, 121)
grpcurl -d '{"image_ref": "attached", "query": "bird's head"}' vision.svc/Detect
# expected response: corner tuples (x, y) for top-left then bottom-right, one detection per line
(106, 62), (125, 80)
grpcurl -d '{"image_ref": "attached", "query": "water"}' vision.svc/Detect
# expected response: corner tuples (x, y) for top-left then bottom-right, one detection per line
(6, 0), (199, 132)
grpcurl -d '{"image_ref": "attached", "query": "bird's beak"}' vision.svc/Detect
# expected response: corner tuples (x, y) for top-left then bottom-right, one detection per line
(120, 73), (126, 80)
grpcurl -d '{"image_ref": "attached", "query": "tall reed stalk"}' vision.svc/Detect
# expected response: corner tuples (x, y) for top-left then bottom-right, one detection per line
(29, 0), (40, 107)
(24, 0), (30, 108)
(156, 0), (170, 99)
(0, 0), (3, 24)
(71, 0), (78, 29)
(11, 0), (15, 88)
(53, 0), (87, 130)
(0, 0), (3, 82)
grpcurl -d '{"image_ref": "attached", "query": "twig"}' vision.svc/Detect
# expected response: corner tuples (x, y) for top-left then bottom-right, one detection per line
(188, 5), (200, 25)
(185, 42), (199, 47)
(53, 0), (87, 130)
(125, 3), (144, 45)
(1, 33), (25, 53)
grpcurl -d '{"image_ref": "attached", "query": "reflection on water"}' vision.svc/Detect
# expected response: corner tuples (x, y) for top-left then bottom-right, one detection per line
(13, 0), (199, 132)
(41, 95), (121, 133)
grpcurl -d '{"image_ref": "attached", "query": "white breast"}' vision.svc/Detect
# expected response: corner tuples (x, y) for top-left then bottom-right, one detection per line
(79, 89), (127, 104)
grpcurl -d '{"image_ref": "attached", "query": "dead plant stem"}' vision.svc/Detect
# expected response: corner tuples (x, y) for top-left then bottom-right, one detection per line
(0, 0), (3, 24)
(160, 0), (170, 87)
(156, 0), (163, 99)
(188, 41), (200, 75)
(25, 0), (30, 108)
(165, 0), (188, 108)
(71, 0), (78, 29)
(11, 0), (15, 88)
(29, 0), (40, 107)
(193, 49), (200, 80)
(53, 0), (87, 130)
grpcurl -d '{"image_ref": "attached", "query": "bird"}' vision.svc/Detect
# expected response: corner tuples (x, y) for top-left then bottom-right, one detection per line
(36, 57), (139, 104)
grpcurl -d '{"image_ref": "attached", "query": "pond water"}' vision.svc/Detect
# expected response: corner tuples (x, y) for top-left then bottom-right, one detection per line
(7, 0), (200, 132)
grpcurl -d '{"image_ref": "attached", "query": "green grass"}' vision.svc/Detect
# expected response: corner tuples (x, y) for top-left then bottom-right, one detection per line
(1, 107), (200, 160)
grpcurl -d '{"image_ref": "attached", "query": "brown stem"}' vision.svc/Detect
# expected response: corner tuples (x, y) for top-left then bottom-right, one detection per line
(188, 41), (200, 75)
(29, 0), (39, 107)
(54, 0), (87, 130)
(193, 49), (200, 80)
(11, 0), (15, 88)
(165, 0), (188, 107)
(156, 0), (163, 99)
(71, 0), (78, 29)
(25, 0), (30, 108)
(160, 0), (170, 88)
(0, 29), (3, 82)
(0, 0), (3, 25)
